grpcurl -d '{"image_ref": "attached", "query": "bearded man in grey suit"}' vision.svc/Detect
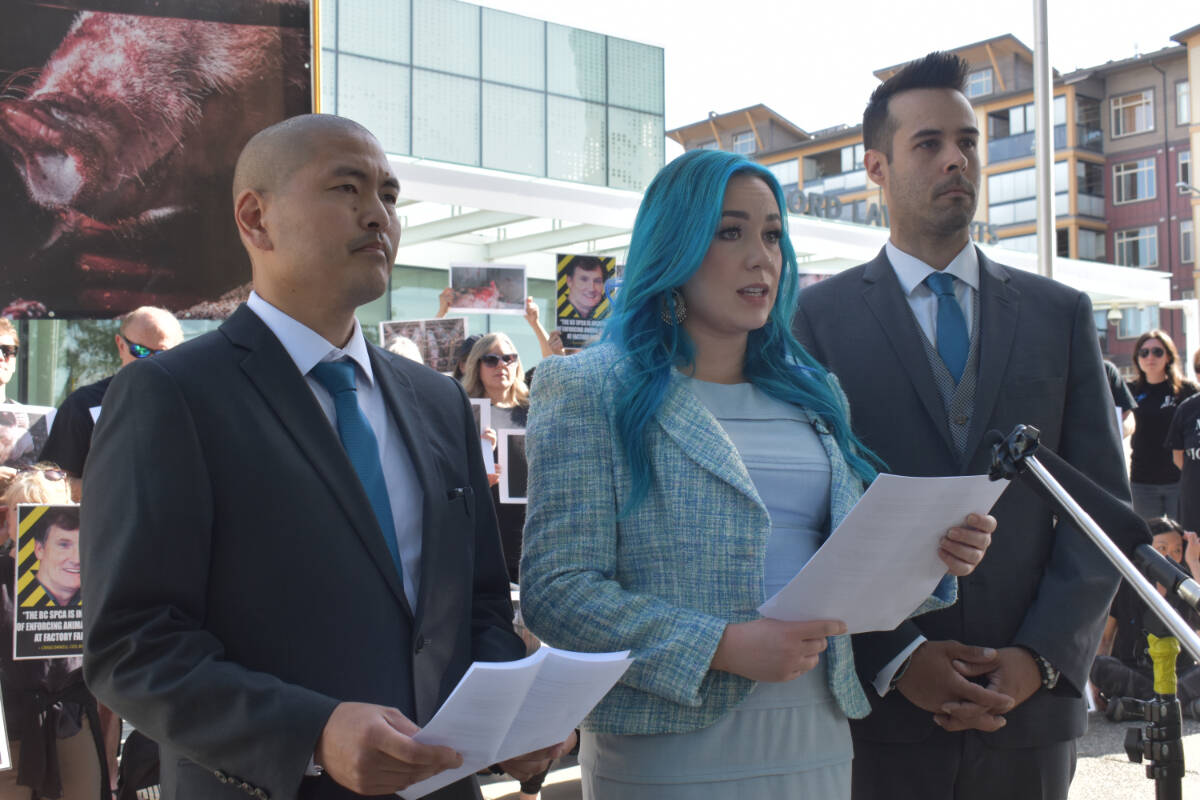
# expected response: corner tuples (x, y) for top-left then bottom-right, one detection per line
(794, 53), (1134, 800)
(80, 115), (568, 800)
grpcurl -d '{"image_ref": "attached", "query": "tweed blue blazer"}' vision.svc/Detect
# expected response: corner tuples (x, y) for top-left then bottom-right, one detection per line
(519, 343), (956, 735)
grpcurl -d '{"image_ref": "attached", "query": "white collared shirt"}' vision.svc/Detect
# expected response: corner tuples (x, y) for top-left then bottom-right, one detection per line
(885, 240), (979, 345)
(246, 291), (423, 610)
(870, 241), (980, 696)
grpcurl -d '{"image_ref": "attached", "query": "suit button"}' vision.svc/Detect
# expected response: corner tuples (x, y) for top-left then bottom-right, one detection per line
(415, 635), (426, 653)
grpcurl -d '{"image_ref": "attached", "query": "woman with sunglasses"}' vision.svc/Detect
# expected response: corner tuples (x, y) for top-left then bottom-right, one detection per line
(460, 333), (558, 799)
(1127, 329), (1198, 519)
(519, 150), (996, 799)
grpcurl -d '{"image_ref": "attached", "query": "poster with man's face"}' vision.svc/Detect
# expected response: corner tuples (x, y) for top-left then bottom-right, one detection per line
(0, 1), (312, 319)
(556, 254), (615, 349)
(14, 503), (82, 659)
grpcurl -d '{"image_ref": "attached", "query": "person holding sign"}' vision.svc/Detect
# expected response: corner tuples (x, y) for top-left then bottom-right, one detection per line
(461, 334), (528, 584)
(80, 114), (567, 800)
(519, 148), (998, 799)
(0, 468), (106, 800)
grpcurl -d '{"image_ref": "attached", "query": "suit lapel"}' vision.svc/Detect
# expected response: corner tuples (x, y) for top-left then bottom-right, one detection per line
(370, 348), (439, 621)
(221, 306), (412, 616)
(656, 370), (762, 505)
(962, 251), (1019, 461)
(860, 251), (957, 455)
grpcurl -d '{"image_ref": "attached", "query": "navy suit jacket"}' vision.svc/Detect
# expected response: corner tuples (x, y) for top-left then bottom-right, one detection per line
(794, 247), (1135, 747)
(81, 305), (523, 799)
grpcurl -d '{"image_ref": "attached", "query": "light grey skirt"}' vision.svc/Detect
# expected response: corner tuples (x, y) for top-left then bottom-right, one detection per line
(579, 662), (852, 800)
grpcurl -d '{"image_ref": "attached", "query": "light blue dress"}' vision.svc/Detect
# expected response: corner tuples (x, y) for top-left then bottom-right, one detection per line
(579, 378), (853, 798)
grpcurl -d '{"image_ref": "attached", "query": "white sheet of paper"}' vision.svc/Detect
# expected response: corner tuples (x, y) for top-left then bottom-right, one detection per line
(758, 473), (1009, 633)
(399, 646), (631, 799)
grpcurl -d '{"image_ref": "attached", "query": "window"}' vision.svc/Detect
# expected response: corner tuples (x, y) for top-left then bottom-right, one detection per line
(840, 143), (864, 174)
(1076, 161), (1105, 217)
(732, 131), (756, 155)
(1078, 229), (1106, 261)
(1113, 158), (1156, 204)
(1181, 150), (1192, 194)
(966, 68), (994, 99)
(1178, 81), (1191, 126)
(1111, 90), (1154, 137)
(1183, 219), (1195, 264)
(767, 159), (799, 187)
(1114, 226), (1159, 268)
(698, 140), (720, 150)
(1118, 306), (1160, 339)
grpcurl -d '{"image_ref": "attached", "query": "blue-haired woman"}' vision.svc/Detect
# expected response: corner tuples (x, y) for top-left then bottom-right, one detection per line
(519, 150), (996, 798)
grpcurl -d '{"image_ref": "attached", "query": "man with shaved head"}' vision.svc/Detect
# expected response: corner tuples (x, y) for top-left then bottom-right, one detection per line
(80, 115), (564, 799)
(40, 305), (183, 481)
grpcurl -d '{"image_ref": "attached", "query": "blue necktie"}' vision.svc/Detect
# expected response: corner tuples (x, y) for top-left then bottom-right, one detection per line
(310, 360), (403, 580)
(925, 272), (969, 383)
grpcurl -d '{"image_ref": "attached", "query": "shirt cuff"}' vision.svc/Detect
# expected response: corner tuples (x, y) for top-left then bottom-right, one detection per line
(873, 635), (926, 697)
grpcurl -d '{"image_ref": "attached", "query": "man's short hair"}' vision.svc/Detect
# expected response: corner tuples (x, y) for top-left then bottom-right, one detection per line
(563, 256), (606, 280)
(30, 506), (79, 545)
(120, 306), (180, 338)
(863, 51), (970, 159)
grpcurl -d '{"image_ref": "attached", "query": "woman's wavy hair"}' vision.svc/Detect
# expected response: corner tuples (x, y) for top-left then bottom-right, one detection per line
(461, 332), (530, 408)
(1132, 328), (1185, 394)
(602, 149), (881, 513)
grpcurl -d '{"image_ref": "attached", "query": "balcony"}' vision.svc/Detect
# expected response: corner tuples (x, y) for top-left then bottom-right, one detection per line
(801, 169), (867, 196)
(988, 125), (1067, 163)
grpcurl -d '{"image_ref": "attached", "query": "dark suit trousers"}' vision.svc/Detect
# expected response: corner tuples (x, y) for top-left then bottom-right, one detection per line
(851, 730), (1076, 800)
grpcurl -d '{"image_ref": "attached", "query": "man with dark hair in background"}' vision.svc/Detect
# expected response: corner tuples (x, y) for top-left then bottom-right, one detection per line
(794, 52), (1133, 799)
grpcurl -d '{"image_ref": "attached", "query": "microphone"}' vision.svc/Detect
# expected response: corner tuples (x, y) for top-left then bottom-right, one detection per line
(987, 427), (1150, 556)
(1135, 544), (1200, 613)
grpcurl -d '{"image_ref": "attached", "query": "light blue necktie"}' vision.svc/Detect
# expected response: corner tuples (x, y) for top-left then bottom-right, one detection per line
(925, 272), (969, 383)
(310, 360), (403, 580)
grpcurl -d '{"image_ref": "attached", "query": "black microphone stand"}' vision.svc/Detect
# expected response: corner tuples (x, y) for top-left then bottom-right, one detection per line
(990, 425), (1199, 800)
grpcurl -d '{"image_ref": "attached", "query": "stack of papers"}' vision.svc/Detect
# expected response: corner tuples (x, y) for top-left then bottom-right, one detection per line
(400, 646), (631, 799)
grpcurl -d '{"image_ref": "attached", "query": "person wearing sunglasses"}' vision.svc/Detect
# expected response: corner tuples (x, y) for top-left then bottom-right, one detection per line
(461, 333), (529, 584)
(1127, 328), (1198, 519)
(0, 319), (20, 406)
(39, 306), (182, 483)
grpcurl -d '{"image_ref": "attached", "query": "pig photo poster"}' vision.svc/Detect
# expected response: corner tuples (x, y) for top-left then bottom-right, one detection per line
(380, 318), (467, 374)
(469, 398), (494, 473)
(447, 265), (526, 315)
(14, 504), (82, 660)
(0, 1), (313, 320)
(556, 254), (616, 349)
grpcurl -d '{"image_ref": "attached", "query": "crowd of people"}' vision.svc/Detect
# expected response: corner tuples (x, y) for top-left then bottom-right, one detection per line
(0, 47), (1189, 800)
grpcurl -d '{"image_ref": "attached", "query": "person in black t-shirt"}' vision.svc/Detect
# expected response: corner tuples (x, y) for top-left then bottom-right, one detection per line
(1127, 329), (1197, 519)
(39, 307), (182, 485)
(1103, 359), (1136, 438)
(1167, 391), (1200, 533)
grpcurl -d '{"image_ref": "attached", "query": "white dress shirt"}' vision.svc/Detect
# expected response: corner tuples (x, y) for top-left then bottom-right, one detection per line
(870, 241), (979, 696)
(885, 239), (979, 346)
(247, 292), (424, 610)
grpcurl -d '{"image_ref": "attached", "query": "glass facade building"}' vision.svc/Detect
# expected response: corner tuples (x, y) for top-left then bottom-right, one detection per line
(319, 0), (665, 190)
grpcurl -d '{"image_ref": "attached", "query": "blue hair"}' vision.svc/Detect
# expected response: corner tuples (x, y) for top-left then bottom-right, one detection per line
(603, 149), (881, 513)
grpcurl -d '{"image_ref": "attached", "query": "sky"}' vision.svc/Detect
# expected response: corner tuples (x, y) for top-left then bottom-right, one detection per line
(474, 0), (1198, 139)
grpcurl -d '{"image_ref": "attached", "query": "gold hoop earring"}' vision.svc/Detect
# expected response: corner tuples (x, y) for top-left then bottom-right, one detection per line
(659, 289), (687, 325)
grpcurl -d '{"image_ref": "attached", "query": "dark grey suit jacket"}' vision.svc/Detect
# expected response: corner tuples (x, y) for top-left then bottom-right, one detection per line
(794, 247), (1134, 748)
(81, 305), (524, 800)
